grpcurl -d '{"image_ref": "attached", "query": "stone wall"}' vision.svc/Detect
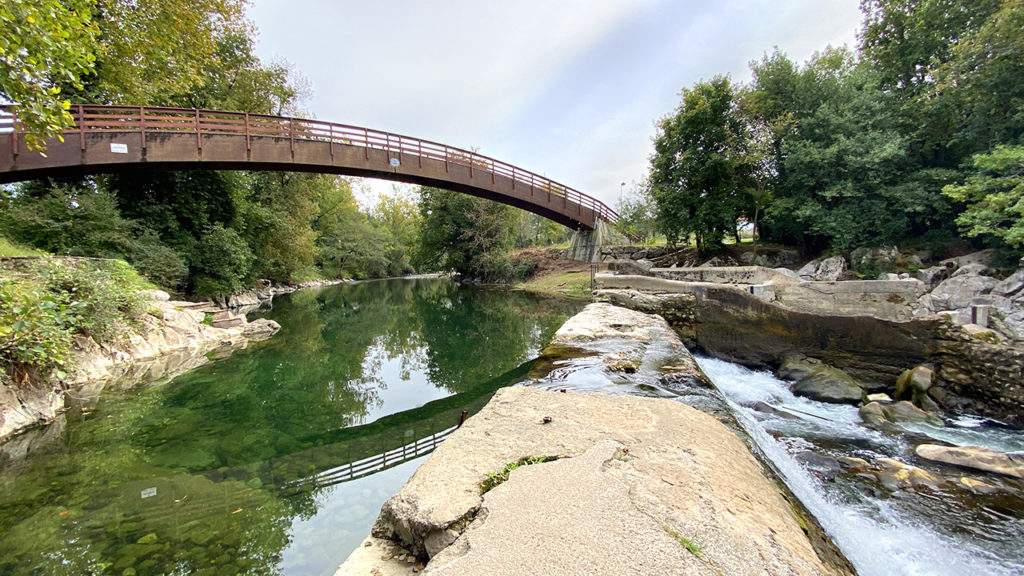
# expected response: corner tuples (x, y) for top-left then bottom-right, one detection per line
(602, 268), (928, 322)
(594, 276), (1024, 425)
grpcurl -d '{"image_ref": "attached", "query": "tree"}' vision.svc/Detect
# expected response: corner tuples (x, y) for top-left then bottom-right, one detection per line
(933, 0), (1024, 152)
(314, 178), (390, 279)
(416, 187), (516, 278)
(943, 146), (1024, 249)
(235, 172), (321, 283)
(514, 212), (567, 248)
(613, 184), (659, 245)
(76, 0), (249, 106)
(0, 0), (98, 149)
(649, 76), (749, 253)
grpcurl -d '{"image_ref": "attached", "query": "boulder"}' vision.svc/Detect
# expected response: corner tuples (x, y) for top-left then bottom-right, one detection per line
(915, 444), (1024, 479)
(951, 263), (990, 278)
(611, 259), (652, 276)
(776, 353), (823, 382)
(914, 266), (950, 288)
(939, 249), (995, 271)
(366, 387), (838, 575)
(929, 275), (999, 311)
(791, 366), (865, 404)
(139, 289), (171, 302)
(242, 318), (281, 338)
(872, 458), (944, 491)
(858, 402), (908, 433)
(740, 250), (799, 268)
(894, 366), (934, 400)
(698, 255), (739, 267)
(797, 256), (847, 281)
(850, 246), (900, 273)
(878, 400), (943, 425)
(993, 268), (1024, 298)
(772, 267), (800, 279)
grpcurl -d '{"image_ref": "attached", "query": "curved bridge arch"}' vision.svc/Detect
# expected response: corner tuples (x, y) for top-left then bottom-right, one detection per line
(0, 105), (616, 230)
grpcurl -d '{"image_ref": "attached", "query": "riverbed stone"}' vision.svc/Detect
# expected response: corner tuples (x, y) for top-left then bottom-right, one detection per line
(791, 366), (865, 404)
(915, 444), (1024, 479)
(776, 353), (825, 382)
(362, 386), (840, 576)
(894, 365), (934, 400)
(879, 401), (943, 425)
(857, 402), (908, 433)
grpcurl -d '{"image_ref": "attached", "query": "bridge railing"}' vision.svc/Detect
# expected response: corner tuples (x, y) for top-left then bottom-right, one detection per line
(0, 104), (619, 225)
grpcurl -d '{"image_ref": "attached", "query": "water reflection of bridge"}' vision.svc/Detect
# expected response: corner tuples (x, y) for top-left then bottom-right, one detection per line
(215, 359), (534, 494)
(282, 424), (457, 494)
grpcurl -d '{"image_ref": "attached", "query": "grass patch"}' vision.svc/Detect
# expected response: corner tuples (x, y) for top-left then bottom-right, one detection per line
(521, 270), (592, 299)
(0, 236), (44, 257)
(479, 456), (552, 494)
(663, 525), (704, 559)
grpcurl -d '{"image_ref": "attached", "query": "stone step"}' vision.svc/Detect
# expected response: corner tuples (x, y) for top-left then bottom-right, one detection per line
(210, 316), (245, 329)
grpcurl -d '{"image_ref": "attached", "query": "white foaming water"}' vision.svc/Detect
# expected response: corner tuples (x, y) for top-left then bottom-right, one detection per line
(696, 356), (1021, 576)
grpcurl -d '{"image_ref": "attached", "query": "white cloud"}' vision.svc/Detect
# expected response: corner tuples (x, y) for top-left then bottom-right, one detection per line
(248, 0), (863, 209)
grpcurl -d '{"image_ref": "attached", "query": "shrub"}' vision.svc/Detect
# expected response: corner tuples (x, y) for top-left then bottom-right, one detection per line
(0, 258), (151, 383)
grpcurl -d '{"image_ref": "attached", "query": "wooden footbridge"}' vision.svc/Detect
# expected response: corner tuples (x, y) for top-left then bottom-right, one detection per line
(0, 105), (617, 230)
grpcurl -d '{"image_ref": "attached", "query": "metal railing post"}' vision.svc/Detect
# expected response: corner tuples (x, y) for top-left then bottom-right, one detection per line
(195, 109), (202, 150)
(139, 106), (146, 150)
(10, 108), (17, 157)
(77, 105), (85, 151)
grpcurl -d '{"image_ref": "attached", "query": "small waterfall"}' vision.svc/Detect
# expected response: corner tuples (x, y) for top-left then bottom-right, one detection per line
(696, 356), (1024, 576)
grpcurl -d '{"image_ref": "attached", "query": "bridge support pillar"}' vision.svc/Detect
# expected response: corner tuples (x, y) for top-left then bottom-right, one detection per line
(567, 221), (609, 263)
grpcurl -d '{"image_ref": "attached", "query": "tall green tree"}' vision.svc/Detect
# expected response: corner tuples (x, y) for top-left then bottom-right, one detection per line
(0, 0), (98, 149)
(235, 172), (321, 283)
(943, 145), (1024, 249)
(649, 75), (749, 253)
(613, 185), (659, 245)
(416, 187), (516, 278)
(76, 0), (250, 106)
(314, 178), (390, 279)
(933, 0), (1024, 152)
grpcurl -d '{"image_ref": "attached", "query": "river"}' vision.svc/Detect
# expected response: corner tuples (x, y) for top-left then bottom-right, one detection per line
(0, 278), (584, 576)
(2, 278), (1021, 575)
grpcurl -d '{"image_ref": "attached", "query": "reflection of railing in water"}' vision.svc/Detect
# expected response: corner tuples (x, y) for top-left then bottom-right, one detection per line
(282, 425), (457, 494)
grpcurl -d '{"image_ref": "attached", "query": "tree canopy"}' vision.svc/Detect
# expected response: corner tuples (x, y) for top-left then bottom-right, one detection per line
(648, 1), (1024, 261)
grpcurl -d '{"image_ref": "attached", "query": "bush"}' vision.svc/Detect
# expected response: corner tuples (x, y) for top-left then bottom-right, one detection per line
(40, 258), (149, 342)
(0, 258), (150, 382)
(0, 284), (78, 381)
(188, 225), (254, 297)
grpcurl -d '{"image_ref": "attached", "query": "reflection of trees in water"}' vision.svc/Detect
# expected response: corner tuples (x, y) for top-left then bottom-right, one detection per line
(413, 286), (583, 394)
(0, 279), (584, 576)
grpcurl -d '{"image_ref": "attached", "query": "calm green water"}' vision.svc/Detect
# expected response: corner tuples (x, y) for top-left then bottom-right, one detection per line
(0, 278), (583, 576)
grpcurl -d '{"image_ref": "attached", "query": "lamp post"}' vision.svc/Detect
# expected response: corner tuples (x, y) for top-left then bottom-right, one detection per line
(619, 182), (626, 204)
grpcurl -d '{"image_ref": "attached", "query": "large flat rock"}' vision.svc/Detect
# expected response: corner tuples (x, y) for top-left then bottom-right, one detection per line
(364, 386), (839, 576)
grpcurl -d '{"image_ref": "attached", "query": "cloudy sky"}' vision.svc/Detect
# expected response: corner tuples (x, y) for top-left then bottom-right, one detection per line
(248, 0), (863, 209)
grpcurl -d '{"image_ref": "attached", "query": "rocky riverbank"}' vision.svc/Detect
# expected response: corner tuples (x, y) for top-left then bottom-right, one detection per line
(0, 289), (280, 442)
(594, 249), (1024, 426)
(335, 303), (851, 576)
